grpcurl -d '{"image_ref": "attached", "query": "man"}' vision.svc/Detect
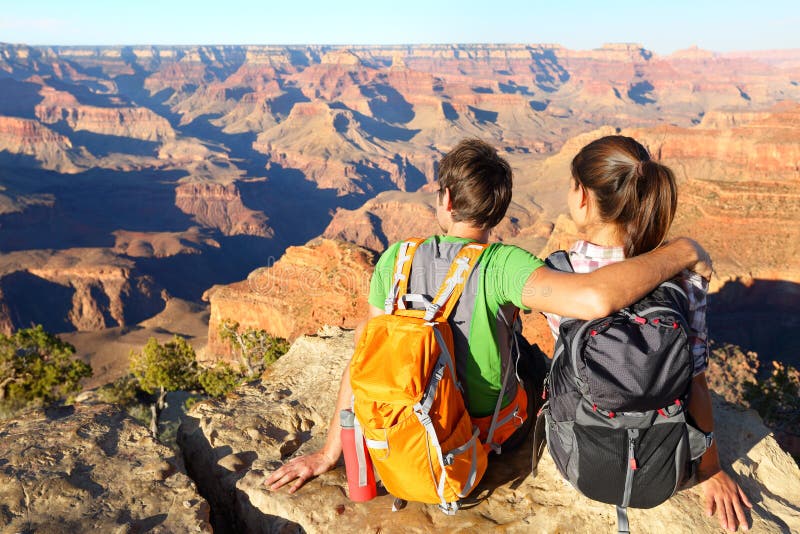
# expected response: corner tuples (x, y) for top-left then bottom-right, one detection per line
(265, 138), (711, 493)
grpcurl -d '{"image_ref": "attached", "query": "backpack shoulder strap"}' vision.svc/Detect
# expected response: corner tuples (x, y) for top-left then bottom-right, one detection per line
(531, 404), (548, 477)
(544, 250), (574, 273)
(425, 242), (489, 322)
(384, 237), (426, 314)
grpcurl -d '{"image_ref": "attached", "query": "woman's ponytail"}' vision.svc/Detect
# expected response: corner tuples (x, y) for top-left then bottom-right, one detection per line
(623, 159), (678, 257)
(571, 135), (678, 257)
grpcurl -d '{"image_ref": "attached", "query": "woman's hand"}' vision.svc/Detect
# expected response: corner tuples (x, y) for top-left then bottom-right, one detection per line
(264, 450), (338, 493)
(700, 469), (753, 532)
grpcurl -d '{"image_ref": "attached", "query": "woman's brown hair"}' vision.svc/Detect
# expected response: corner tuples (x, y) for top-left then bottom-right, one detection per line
(571, 135), (678, 257)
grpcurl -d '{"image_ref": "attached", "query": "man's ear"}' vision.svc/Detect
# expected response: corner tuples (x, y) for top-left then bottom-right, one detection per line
(441, 187), (453, 211)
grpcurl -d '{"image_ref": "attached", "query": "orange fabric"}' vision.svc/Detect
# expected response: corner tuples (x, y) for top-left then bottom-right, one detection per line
(471, 384), (528, 449)
(349, 240), (492, 505)
(350, 315), (488, 503)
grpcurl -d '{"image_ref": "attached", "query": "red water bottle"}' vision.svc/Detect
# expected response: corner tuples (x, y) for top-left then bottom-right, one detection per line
(340, 409), (377, 502)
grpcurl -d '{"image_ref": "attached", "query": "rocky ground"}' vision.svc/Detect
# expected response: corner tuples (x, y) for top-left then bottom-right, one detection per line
(0, 404), (211, 533)
(1, 326), (797, 533)
(179, 327), (800, 533)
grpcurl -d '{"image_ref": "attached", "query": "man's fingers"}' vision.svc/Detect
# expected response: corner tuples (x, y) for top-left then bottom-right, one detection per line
(732, 496), (749, 531)
(289, 474), (307, 494)
(269, 468), (302, 491)
(722, 497), (735, 532)
(262, 454), (329, 494)
(739, 486), (753, 509)
(705, 491), (715, 517)
(264, 467), (287, 486)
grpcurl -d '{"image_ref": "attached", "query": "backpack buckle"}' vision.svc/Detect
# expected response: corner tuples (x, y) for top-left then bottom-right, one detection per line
(423, 302), (442, 321)
(438, 501), (460, 515)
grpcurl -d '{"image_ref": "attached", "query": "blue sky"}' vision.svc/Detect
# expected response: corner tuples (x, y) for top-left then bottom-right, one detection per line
(0, 0), (797, 54)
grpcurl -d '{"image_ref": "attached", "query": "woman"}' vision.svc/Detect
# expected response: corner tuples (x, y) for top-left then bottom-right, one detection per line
(546, 135), (752, 532)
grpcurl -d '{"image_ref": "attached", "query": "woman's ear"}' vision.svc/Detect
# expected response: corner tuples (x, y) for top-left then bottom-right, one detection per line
(568, 181), (592, 228)
(577, 182), (589, 208)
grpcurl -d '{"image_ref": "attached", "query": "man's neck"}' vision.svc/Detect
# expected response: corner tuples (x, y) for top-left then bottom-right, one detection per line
(447, 222), (490, 243)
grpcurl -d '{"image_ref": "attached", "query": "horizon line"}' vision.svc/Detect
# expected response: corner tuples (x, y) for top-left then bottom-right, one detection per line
(3, 41), (800, 56)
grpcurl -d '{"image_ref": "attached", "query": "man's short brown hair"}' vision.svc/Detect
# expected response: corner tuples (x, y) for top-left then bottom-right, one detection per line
(437, 138), (513, 230)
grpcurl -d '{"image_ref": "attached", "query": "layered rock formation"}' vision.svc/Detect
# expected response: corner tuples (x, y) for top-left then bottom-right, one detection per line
(34, 85), (176, 142)
(175, 182), (273, 237)
(180, 327), (800, 533)
(0, 404), (211, 533)
(0, 248), (165, 333)
(203, 239), (374, 362)
(323, 190), (543, 253)
(112, 227), (221, 258)
(0, 116), (83, 172)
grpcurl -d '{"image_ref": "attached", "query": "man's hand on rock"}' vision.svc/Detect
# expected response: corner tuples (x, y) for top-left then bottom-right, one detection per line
(264, 450), (337, 493)
(701, 470), (753, 532)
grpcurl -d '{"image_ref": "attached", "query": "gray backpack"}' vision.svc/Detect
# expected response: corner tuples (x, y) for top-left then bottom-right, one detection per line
(532, 251), (713, 533)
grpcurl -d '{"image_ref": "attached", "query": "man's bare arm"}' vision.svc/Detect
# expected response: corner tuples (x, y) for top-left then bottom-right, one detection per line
(523, 237), (710, 319)
(264, 305), (383, 492)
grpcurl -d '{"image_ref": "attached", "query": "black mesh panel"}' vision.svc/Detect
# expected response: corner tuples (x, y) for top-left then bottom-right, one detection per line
(630, 423), (684, 508)
(582, 318), (692, 411)
(574, 425), (627, 504)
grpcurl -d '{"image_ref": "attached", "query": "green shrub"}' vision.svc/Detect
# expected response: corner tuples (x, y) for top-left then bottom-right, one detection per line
(96, 374), (140, 407)
(198, 363), (242, 398)
(129, 335), (200, 404)
(218, 319), (290, 374)
(0, 325), (92, 414)
(744, 361), (800, 436)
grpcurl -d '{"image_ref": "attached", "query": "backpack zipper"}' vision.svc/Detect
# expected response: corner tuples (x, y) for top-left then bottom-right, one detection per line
(621, 428), (639, 508)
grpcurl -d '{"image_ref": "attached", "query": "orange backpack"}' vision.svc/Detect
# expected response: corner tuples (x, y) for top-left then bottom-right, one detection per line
(350, 238), (495, 514)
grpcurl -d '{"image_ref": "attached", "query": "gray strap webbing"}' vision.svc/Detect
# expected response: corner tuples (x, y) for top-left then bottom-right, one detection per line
(385, 241), (415, 314)
(444, 426), (481, 498)
(485, 310), (520, 452)
(458, 429), (479, 498)
(426, 255), (472, 321)
(660, 280), (688, 301)
(414, 406), (448, 506)
(485, 354), (513, 453)
(432, 328), (461, 392)
(531, 408), (547, 477)
(397, 293), (434, 310)
(420, 362), (446, 414)
(616, 506), (630, 534)
(353, 417), (368, 487)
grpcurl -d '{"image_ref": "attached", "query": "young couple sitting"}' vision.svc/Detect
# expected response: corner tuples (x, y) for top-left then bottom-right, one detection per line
(266, 137), (752, 532)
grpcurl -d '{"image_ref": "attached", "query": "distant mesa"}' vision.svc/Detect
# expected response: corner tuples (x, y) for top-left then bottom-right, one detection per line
(321, 49), (363, 67)
(670, 45), (718, 60)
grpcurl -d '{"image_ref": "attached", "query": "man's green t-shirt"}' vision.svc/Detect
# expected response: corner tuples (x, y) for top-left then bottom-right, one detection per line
(367, 236), (545, 416)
